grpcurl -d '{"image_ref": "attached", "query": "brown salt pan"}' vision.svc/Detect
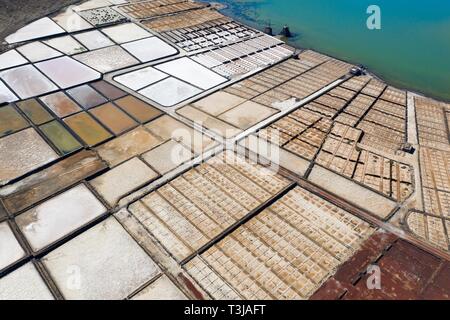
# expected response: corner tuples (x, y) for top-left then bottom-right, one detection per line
(114, 95), (162, 123)
(64, 112), (112, 146)
(0, 150), (107, 214)
(90, 103), (138, 135)
(39, 92), (82, 118)
(0, 105), (29, 137)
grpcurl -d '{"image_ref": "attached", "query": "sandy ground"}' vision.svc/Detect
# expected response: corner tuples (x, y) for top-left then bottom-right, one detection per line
(0, 0), (81, 52)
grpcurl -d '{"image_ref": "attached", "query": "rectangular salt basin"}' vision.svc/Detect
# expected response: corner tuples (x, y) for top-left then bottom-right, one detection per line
(0, 50), (28, 70)
(177, 105), (241, 138)
(0, 221), (26, 271)
(142, 140), (193, 175)
(132, 275), (187, 300)
(96, 127), (162, 167)
(101, 23), (151, 44)
(0, 150), (105, 214)
(67, 84), (108, 109)
(121, 37), (177, 63)
(40, 120), (82, 155)
(155, 57), (228, 90)
(145, 115), (218, 155)
(73, 46), (139, 74)
(0, 80), (18, 104)
(90, 103), (138, 135)
(5, 17), (65, 44)
(0, 263), (54, 300)
(17, 42), (62, 63)
(218, 101), (278, 129)
(64, 112), (112, 146)
(114, 66), (168, 91)
(74, 30), (114, 50)
(114, 95), (162, 123)
(90, 157), (158, 206)
(41, 217), (160, 300)
(16, 99), (53, 125)
(51, 10), (92, 32)
(44, 35), (87, 55)
(35, 57), (101, 89)
(193, 91), (246, 116)
(0, 65), (58, 99)
(39, 92), (82, 118)
(90, 81), (126, 100)
(16, 184), (106, 252)
(0, 128), (58, 185)
(79, 6), (127, 27)
(139, 77), (202, 107)
(0, 105), (29, 137)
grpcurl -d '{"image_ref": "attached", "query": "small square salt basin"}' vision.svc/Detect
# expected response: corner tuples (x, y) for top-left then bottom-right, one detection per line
(0, 221), (26, 271)
(0, 262), (54, 300)
(0, 50), (28, 71)
(74, 46), (139, 73)
(91, 157), (158, 206)
(114, 66), (168, 91)
(17, 42), (62, 63)
(39, 92), (82, 118)
(74, 30), (114, 50)
(0, 128), (58, 185)
(142, 140), (193, 175)
(122, 37), (178, 63)
(0, 65), (58, 99)
(155, 57), (228, 90)
(132, 275), (187, 300)
(44, 35), (87, 55)
(35, 57), (101, 89)
(139, 77), (202, 107)
(101, 23), (151, 44)
(16, 184), (106, 252)
(5, 17), (65, 44)
(42, 217), (160, 300)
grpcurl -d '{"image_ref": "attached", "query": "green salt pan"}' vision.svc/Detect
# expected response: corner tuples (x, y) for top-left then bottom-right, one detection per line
(40, 120), (81, 155)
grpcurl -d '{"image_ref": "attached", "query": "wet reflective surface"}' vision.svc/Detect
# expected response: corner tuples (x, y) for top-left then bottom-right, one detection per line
(0, 65), (58, 99)
(35, 57), (101, 89)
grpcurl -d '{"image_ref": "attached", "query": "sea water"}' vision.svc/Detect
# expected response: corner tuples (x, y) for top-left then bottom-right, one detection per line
(210, 0), (450, 101)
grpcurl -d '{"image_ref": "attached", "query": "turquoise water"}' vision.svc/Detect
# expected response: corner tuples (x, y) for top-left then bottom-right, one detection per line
(210, 0), (450, 101)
